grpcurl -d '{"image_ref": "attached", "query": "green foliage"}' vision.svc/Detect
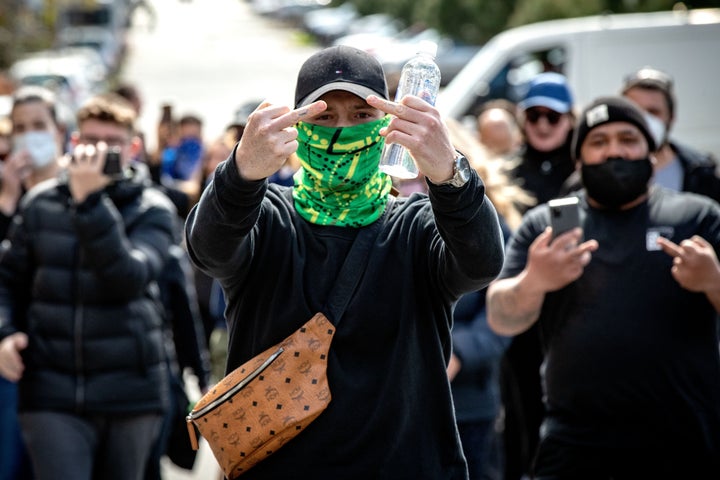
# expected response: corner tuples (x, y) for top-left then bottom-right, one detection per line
(343, 0), (710, 45)
(0, 2), (55, 69)
(509, 0), (605, 27)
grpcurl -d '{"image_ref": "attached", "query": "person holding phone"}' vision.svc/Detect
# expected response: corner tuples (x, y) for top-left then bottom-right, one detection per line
(486, 96), (720, 478)
(0, 92), (177, 480)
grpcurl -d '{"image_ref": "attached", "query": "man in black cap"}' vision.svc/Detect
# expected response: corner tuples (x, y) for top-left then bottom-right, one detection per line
(487, 95), (720, 478)
(185, 45), (504, 478)
(621, 66), (720, 203)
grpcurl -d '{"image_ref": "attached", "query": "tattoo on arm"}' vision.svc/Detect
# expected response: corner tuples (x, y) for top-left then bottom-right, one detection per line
(490, 280), (542, 333)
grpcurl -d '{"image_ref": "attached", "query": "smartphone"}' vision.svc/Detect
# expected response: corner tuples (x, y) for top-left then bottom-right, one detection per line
(548, 196), (580, 241)
(103, 147), (123, 178)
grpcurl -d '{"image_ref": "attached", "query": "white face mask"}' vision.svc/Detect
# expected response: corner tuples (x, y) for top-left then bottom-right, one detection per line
(12, 131), (58, 169)
(642, 111), (667, 149)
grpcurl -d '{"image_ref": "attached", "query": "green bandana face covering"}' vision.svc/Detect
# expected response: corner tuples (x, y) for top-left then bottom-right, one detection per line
(293, 116), (392, 227)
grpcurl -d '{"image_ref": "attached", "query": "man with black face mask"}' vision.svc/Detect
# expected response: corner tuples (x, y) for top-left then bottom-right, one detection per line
(185, 45), (505, 478)
(486, 96), (720, 479)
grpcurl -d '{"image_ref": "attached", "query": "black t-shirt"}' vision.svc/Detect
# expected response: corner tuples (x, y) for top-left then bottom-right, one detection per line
(500, 187), (720, 453)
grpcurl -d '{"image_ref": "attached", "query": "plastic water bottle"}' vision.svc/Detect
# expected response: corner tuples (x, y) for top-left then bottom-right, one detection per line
(379, 40), (442, 179)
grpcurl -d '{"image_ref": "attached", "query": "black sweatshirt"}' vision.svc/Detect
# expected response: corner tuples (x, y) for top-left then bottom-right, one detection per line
(185, 155), (505, 480)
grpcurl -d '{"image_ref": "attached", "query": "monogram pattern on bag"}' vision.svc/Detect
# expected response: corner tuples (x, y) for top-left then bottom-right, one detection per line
(188, 313), (335, 479)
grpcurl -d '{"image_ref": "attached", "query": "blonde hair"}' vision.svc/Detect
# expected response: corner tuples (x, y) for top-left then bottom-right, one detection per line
(445, 117), (534, 231)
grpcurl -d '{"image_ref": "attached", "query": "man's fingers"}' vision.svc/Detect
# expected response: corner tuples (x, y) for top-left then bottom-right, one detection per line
(579, 239), (599, 253)
(367, 94), (433, 115)
(550, 227), (583, 249)
(657, 236), (682, 257)
(533, 226), (554, 248)
(282, 101), (327, 128)
(83, 144), (97, 161)
(689, 235), (712, 250)
(367, 95), (403, 116)
(14, 332), (28, 351)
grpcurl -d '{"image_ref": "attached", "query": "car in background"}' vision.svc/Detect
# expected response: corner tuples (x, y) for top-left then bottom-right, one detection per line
(55, 25), (126, 72)
(301, 2), (358, 45)
(57, 0), (130, 34)
(23, 48), (108, 90)
(8, 53), (103, 110)
(55, 0), (129, 72)
(318, 12), (402, 48)
(337, 27), (480, 88)
(251, 0), (330, 25)
(437, 8), (720, 158)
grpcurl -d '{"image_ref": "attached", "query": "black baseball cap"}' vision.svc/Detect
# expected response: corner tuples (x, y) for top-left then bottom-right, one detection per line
(294, 46), (389, 108)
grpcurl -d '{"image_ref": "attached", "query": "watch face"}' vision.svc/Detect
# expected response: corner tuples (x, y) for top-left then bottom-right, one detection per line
(457, 155), (471, 182)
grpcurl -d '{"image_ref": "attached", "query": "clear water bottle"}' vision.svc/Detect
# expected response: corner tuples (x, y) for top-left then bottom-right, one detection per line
(379, 40), (442, 179)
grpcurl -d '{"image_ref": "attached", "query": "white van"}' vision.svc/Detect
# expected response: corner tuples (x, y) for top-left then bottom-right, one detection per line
(437, 8), (720, 158)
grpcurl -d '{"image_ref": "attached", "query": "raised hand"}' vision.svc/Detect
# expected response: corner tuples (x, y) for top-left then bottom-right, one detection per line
(657, 235), (720, 294)
(525, 227), (598, 293)
(234, 100), (327, 181)
(68, 142), (112, 204)
(366, 94), (456, 184)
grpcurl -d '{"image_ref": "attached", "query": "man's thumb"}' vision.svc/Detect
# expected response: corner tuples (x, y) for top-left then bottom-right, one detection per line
(13, 332), (29, 351)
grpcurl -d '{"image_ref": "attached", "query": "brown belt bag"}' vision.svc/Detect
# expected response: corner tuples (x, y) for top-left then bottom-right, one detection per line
(186, 206), (387, 478)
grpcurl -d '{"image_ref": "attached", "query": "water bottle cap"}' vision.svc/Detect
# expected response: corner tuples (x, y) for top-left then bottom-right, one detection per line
(416, 40), (438, 59)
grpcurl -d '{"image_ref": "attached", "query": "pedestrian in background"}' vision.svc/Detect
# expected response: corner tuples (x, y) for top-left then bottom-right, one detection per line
(185, 45), (505, 478)
(487, 96), (720, 478)
(500, 71), (577, 480)
(621, 66), (720, 202)
(112, 84), (211, 479)
(0, 85), (69, 480)
(445, 118), (533, 480)
(0, 86), (64, 232)
(560, 66), (720, 205)
(0, 92), (177, 480)
(160, 114), (205, 211)
(476, 99), (522, 160)
(511, 72), (576, 210)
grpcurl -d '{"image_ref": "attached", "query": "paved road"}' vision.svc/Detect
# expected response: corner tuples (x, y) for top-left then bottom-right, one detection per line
(122, 0), (320, 153)
(120, 1), (320, 478)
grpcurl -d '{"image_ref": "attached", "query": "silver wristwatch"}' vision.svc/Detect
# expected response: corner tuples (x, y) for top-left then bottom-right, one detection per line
(439, 153), (472, 188)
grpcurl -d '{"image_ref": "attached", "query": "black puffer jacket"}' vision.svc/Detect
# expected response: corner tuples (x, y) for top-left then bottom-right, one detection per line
(0, 166), (176, 415)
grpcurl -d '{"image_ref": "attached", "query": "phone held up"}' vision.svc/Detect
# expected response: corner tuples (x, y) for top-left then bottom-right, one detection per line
(548, 196), (581, 242)
(103, 146), (124, 179)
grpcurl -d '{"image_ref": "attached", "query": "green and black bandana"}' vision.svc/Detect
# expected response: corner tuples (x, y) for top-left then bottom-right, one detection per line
(293, 116), (392, 227)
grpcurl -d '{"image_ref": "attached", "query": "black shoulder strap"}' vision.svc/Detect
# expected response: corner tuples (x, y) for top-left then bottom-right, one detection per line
(323, 197), (394, 324)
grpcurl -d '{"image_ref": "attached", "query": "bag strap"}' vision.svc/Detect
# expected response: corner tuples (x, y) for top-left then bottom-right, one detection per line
(323, 196), (394, 325)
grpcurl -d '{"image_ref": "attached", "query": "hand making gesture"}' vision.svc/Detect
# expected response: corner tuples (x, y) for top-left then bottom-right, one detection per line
(234, 101), (327, 181)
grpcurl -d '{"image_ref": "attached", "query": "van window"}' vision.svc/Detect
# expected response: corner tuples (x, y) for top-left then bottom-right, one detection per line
(61, 6), (112, 28)
(468, 46), (567, 117)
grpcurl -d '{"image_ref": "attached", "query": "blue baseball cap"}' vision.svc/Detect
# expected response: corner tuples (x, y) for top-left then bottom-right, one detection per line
(518, 72), (573, 114)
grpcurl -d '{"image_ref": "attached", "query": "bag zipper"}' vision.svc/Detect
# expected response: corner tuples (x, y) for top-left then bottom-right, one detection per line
(186, 346), (285, 450)
(187, 346), (284, 421)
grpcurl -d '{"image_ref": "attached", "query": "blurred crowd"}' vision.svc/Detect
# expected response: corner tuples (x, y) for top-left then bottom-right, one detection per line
(1, 2), (719, 480)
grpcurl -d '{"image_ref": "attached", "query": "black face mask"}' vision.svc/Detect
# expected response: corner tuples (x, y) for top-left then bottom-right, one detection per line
(581, 156), (653, 209)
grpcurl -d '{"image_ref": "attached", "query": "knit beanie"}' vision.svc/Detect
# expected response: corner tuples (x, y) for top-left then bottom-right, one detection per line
(572, 96), (657, 160)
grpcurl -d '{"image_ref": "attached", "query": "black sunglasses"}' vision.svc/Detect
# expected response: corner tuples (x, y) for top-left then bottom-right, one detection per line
(525, 108), (562, 125)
